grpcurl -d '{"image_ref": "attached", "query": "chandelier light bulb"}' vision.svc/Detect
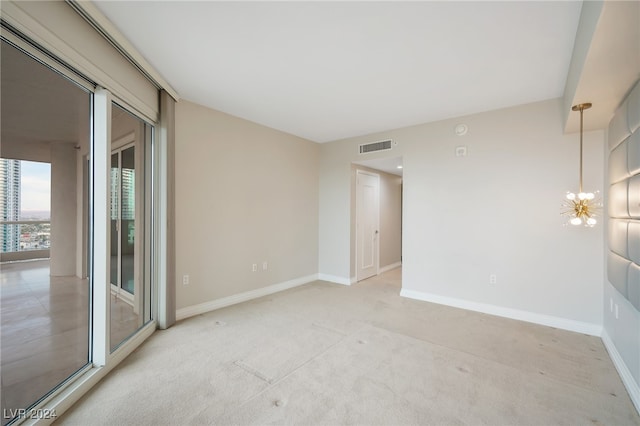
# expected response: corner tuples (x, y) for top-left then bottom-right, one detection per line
(586, 218), (597, 226)
(570, 217), (583, 226)
(585, 192), (595, 200)
(566, 192), (576, 200)
(578, 192), (587, 200)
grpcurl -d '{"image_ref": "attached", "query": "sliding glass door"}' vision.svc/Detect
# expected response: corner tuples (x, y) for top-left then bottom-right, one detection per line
(1, 38), (92, 425)
(109, 104), (153, 351)
(2, 24), (157, 423)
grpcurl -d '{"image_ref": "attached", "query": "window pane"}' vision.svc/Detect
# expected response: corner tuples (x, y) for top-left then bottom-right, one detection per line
(121, 146), (135, 295)
(109, 103), (153, 351)
(0, 39), (91, 424)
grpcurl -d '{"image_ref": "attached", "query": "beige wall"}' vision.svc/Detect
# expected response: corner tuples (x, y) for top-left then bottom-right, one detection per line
(175, 96), (604, 332)
(350, 165), (402, 280)
(379, 170), (402, 269)
(50, 143), (77, 276)
(320, 98), (605, 330)
(76, 133), (90, 279)
(175, 100), (319, 310)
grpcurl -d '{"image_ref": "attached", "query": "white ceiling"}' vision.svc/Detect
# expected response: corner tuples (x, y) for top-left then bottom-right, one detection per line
(94, 1), (582, 143)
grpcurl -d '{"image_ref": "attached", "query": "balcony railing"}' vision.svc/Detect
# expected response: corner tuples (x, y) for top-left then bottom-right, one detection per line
(1, 221), (50, 261)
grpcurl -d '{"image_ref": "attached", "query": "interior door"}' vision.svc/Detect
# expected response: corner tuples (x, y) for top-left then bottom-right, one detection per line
(356, 170), (380, 281)
(110, 145), (135, 303)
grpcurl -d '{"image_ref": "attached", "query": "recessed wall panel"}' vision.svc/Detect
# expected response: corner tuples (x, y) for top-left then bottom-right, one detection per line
(609, 219), (629, 258)
(629, 175), (640, 218)
(608, 251), (631, 297)
(628, 263), (640, 311)
(629, 222), (640, 264)
(610, 137), (630, 183)
(610, 181), (630, 218)
(608, 77), (640, 313)
(628, 132), (640, 175)
(627, 80), (640, 133)
(609, 101), (630, 150)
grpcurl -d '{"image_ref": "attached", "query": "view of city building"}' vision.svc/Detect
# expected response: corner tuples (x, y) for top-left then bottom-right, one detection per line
(0, 159), (21, 252)
(0, 158), (51, 253)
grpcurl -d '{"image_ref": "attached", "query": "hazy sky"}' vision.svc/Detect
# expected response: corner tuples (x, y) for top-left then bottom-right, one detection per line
(21, 161), (50, 212)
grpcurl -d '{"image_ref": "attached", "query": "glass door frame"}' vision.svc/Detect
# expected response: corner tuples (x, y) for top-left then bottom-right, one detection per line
(0, 30), (160, 424)
(93, 88), (157, 366)
(1, 6), (172, 422)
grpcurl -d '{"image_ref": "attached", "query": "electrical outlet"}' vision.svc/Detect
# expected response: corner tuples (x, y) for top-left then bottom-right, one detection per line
(489, 274), (497, 284)
(182, 275), (189, 286)
(252, 264), (257, 272)
(262, 261), (268, 271)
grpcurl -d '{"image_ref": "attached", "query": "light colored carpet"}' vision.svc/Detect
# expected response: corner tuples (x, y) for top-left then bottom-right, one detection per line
(57, 268), (640, 425)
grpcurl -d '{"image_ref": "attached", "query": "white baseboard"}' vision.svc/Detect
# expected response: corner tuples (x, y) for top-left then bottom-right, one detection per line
(400, 288), (602, 336)
(317, 273), (351, 286)
(176, 274), (318, 321)
(602, 329), (640, 415)
(379, 262), (402, 274)
(43, 321), (156, 424)
(325, 263), (401, 286)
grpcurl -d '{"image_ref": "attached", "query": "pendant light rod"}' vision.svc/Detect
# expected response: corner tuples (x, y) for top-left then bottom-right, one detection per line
(572, 102), (592, 194)
(561, 102), (599, 228)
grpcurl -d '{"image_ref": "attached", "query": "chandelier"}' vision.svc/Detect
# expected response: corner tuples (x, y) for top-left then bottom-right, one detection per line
(561, 103), (601, 227)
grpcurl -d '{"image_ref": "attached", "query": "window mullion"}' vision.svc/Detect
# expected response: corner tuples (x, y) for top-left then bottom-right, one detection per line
(91, 87), (111, 366)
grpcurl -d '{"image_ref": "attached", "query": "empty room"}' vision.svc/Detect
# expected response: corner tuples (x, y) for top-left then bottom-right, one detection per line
(0, 1), (639, 425)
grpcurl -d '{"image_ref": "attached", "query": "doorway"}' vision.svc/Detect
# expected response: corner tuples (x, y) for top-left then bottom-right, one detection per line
(351, 158), (403, 285)
(356, 170), (380, 281)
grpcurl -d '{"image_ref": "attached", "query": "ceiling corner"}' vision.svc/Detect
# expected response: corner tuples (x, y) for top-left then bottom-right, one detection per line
(563, 0), (640, 134)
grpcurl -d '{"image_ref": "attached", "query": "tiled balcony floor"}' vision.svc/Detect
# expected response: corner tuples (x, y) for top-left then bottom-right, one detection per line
(1, 259), (138, 424)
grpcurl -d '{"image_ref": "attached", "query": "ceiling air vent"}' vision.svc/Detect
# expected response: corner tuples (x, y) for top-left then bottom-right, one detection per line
(359, 139), (392, 154)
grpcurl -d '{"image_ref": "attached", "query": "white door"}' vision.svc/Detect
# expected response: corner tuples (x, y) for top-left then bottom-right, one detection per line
(356, 170), (380, 281)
